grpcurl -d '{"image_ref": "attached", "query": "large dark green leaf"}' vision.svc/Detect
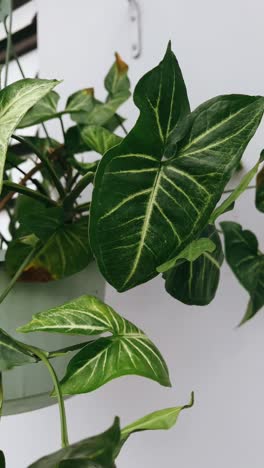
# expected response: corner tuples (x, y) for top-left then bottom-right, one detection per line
(0, 329), (36, 371)
(19, 295), (171, 394)
(29, 418), (120, 468)
(221, 222), (264, 324)
(164, 226), (224, 305)
(0, 79), (59, 192)
(90, 43), (264, 292)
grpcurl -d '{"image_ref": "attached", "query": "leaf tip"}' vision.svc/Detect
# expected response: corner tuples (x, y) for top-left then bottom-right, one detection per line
(115, 53), (129, 74)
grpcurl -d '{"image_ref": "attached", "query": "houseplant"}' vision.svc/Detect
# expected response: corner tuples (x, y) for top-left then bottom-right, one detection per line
(1, 3), (264, 467)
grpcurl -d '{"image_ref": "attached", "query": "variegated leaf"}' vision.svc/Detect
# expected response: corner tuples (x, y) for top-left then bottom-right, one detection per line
(89, 43), (264, 292)
(18, 91), (60, 128)
(0, 79), (59, 192)
(18, 296), (171, 394)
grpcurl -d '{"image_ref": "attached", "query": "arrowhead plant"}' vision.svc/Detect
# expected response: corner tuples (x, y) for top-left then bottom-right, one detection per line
(0, 6), (264, 464)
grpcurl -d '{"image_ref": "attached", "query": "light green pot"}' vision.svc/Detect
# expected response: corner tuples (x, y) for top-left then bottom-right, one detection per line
(0, 255), (105, 416)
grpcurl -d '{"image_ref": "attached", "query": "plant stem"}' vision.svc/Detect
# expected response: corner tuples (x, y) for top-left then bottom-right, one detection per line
(0, 373), (3, 419)
(116, 114), (128, 135)
(3, 16), (25, 78)
(73, 202), (91, 214)
(4, 2), (13, 87)
(0, 243), (41, 305)
(223, 184), (256, 195)
(59, 116), (66, 140)
(23, 344), (69, 448)
(2, 180), (57, 206)
(12, 134), (65, 198)
(63, 172), (94, 208)
(2, 25), (53, 143)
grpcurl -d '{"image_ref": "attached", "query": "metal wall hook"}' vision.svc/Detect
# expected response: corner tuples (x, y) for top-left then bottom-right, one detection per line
(128, 0), (142, 59)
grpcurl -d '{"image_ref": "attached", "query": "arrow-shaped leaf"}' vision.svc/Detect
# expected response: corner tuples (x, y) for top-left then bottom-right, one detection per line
(18, 295), (171, 394)
(221, 221), (264, 324)
(18, 90), (60, 128)
(29, 418), (120, 468)
(89, 43), (264, 292)
(6, 207), (92, 281)
(163, 225), (224, 305)
(81, 126), (122, 156)
(0, 78), (59, 192)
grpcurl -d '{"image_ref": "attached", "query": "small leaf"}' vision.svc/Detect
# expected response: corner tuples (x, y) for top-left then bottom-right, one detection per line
(210, 155), (263, 223)
(105, 53), (130, 97)
(0, 79), (59, 192)
(164, 225), (224, 305)
(221, 221), (264, 324)
(18, 91), (60, 128)
(29, 418), (120, 468)
(120, 391), (194, 445)
(71, 55), (130, 127)
(18, 295), (171, 394)
(157, 237), (216, 273)
(0, 328), (36, 371)
(81, 126), (122, 156)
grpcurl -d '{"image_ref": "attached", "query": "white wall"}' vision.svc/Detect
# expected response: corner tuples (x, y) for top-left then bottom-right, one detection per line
(1, 0), (264, 467)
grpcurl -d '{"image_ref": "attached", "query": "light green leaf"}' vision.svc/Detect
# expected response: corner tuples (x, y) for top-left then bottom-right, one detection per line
(81, 126), (122, 156)
(210, 153), (264, 223)
(18, 295), (171, 394)
(0, 79), (59, 192)
(90, 43), (264, 292)
(65, 88), (95, 114)
(221, 222), (264, 324)
(157, 237), (216, 273)
(0, 328), (36, 371)
(71, 54), (130, 126)
(164, 225), (224, 306)
(0, 0), (10, 22)
(120, 392), (194, 444)
(18, 90), (60, 128)
(255, 150), (264, 212)
(29, 418), (120, 468)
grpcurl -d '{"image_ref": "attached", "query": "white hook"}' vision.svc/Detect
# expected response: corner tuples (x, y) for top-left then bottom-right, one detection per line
(128, 0), (142, 59)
